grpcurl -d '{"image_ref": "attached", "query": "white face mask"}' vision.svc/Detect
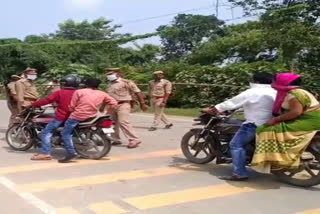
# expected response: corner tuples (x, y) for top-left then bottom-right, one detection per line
(26, 74), (37, 81)
(107, 74), (118, 81)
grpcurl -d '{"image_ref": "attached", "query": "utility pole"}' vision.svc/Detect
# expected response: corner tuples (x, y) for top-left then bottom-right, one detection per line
(216, 0), (219, 18)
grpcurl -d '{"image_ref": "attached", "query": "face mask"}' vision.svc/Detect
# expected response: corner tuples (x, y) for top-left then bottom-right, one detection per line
(27, 74), (37, 81)
(154, 76), (162, 81)
(107, 74), (117, 81)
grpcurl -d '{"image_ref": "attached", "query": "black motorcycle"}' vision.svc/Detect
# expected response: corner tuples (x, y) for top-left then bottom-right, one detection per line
(181, 112), (320, 187)
(6, 107), (114, 159)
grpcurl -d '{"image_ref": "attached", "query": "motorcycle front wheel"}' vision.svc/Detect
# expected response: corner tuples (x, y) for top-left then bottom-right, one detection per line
(6, 124), (34, 151)
(74, 129), (111, 159)
(181, 129), (216, 164)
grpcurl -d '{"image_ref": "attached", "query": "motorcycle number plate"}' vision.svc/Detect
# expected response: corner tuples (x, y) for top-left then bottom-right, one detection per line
(102, 128), (115, 134)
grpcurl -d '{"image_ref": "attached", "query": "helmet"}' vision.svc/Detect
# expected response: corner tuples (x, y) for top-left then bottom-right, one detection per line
(60, 74), (81, 89)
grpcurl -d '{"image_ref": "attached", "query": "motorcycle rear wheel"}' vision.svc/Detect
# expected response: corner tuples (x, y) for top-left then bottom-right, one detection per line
(181, 129), (216, 164)
(272, 147), (320, 187)
(74, 129), (111, 159)
(6, 124), (34, 151)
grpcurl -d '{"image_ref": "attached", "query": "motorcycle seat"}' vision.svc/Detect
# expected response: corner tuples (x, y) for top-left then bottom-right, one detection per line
(39, 113), (55, 118)
(81, 117), (97, 123)
(79, 115), (112, 126)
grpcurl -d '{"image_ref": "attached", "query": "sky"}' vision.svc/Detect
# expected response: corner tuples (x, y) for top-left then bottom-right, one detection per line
(0, 0), (253, 44)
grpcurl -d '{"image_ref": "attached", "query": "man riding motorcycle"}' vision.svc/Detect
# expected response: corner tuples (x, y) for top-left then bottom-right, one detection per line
(29, 74), (80, 161)
(203, 72), (276, 181)
(60, 78), (117, 163)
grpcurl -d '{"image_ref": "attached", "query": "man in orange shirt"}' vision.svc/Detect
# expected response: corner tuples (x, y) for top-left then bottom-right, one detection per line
(59, 78), (118, 163)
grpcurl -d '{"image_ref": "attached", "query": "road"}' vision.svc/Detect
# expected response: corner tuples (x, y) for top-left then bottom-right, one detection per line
(0, 101), (319, 214)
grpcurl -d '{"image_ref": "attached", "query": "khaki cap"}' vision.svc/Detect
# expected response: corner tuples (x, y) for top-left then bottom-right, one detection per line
(154, 70), (164, 75)
(24, 67), (37, 73)
(11, 75), (21, 79)
(105, 68), (120, 74)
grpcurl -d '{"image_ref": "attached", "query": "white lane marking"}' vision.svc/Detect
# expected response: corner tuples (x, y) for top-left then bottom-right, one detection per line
(0, 176), (56, 214)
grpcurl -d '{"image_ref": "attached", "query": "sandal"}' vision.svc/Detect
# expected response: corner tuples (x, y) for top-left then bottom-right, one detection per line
(127, 141), (141, 149)
(31, 154), (52, 161)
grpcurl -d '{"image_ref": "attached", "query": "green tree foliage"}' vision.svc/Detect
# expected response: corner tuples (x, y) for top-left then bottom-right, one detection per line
(228, 0), (320, 20)
(157, 14), (224, 61)
(0, 33), (157, 81)
(54, 18), (126, 41)
(1, 9), (320, 107)
(121, 44), (160, 65)
(24, 34), (50, 43)
(0, 38), (22, 45)
(189, 21), (269, 65)
(190, 4), (320, 68)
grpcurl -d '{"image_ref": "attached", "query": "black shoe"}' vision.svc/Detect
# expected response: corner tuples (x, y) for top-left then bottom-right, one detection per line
(218, 175), (249, 181)
(58, 153), (78, 163)
(112, 139), (123, 145)
(165, 124), (173, 129)
(148, 127), (157, 131)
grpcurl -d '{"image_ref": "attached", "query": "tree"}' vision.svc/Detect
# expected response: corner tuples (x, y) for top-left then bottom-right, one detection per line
(259, 4), (320, 68)
(157, 14), (224, 61)
(189, 21), (270, 65)
(190, 4), (320, 69)
(0, 38), (22, 45)
(121, 44), (160, 65)
(24, 34), (50, 43)
(228, 0), (320, 22)
(54, 18), (125, 41)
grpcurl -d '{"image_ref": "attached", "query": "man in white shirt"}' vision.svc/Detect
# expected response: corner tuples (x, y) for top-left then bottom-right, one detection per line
(203, 72), (276, 181)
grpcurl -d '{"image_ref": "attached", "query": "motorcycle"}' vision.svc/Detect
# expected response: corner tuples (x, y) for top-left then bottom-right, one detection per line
(6, 107), (114, 159)
(181, 112), (320, 187)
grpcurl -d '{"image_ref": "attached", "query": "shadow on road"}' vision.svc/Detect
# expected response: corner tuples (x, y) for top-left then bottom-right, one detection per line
(0, 128), (8, 134)
(1, 145), (69, 159)
(167, 156), (320, 191)
(133, 126), (151, 130)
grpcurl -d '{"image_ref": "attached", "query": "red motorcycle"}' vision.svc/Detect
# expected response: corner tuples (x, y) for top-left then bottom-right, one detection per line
(6, 107), (114, 159)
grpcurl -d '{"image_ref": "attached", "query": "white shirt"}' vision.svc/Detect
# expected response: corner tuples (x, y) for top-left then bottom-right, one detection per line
(215, 84), (277, 126)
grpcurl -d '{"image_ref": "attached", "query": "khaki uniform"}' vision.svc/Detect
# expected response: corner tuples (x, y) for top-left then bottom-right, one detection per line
(149, 79), (172, 128)
(15, 78), (39, 108)
(48, 85), (60, 94)
(7, 81), (19, 127)
(107, 78), (141, 142)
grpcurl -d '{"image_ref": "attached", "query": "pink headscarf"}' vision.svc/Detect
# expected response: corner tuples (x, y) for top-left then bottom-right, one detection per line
(272, 73), (301, 114)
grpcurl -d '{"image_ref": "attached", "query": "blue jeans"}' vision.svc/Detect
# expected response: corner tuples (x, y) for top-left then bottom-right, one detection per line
(41, 119), (63, 155)
(61, 118), (79, 155)
(230, 123), (257, 177)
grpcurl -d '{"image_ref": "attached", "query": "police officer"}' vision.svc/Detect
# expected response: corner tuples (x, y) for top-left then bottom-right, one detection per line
(148, 71), (173, 131)
(46, 79), (60, 94)
(15, 68), (39, 113)
(106, 68), (147, 149)
(6, 75), (21, 127)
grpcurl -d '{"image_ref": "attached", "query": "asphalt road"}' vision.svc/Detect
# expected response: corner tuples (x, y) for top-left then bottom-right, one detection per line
(0, 100), (319, 214)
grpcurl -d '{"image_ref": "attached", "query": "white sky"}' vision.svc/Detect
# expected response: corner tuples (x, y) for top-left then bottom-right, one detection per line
(0, 0), (254, 44)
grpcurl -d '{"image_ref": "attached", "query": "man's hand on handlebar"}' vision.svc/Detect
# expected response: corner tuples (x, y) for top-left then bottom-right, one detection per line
(25, 104), (33, 109)
(201, 107), (220, 115)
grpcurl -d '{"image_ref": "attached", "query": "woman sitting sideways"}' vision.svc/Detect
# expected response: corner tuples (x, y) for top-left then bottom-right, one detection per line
(252, 73), (320, 173)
